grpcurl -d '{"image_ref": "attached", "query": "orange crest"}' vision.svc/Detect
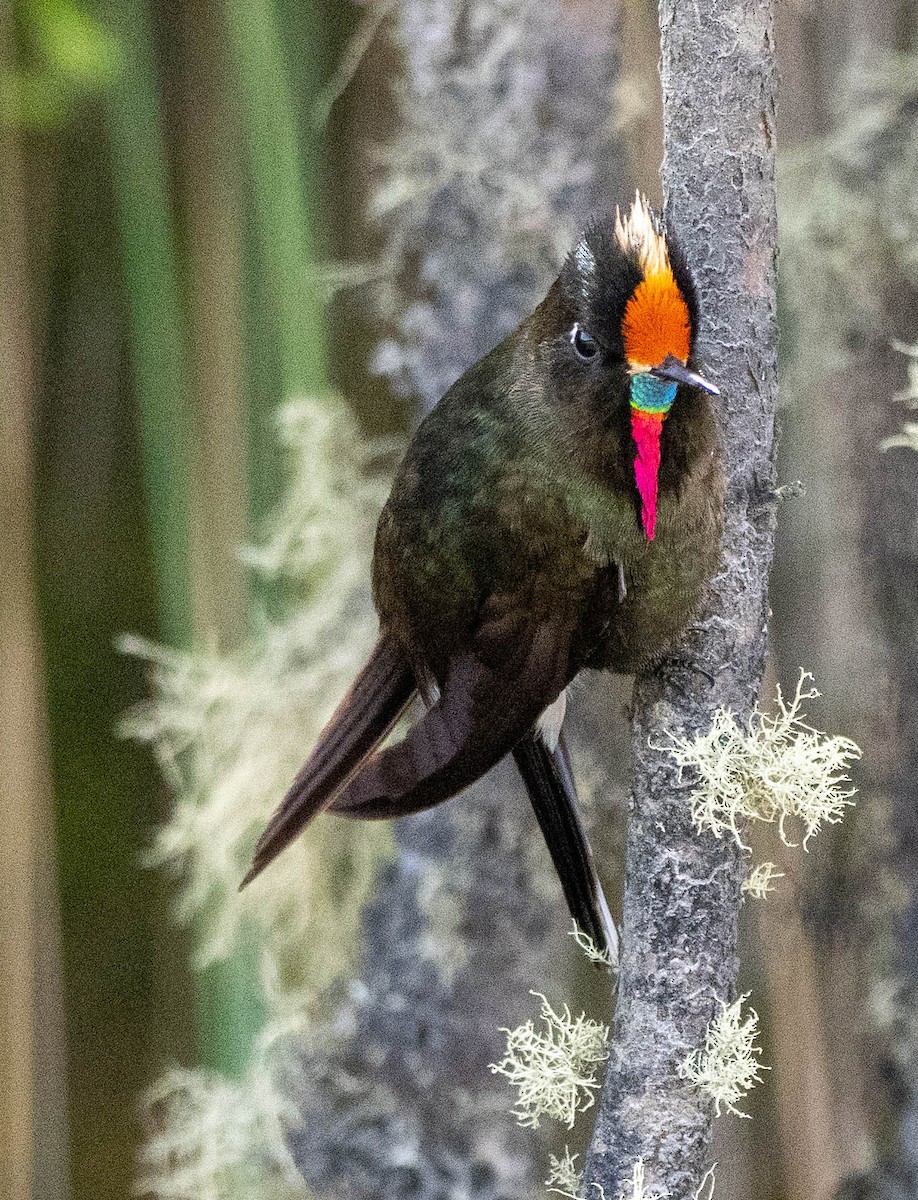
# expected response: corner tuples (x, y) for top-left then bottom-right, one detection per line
(621, 270), (691, 370)
(613, 193), (691, 370)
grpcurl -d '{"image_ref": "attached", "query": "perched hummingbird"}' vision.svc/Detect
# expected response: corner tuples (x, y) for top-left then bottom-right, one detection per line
(242, 194), (723, 961)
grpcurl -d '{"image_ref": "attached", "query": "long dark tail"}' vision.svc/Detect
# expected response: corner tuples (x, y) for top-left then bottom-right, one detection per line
(241, 634), (416, 888)
(512, 731), (618, 965)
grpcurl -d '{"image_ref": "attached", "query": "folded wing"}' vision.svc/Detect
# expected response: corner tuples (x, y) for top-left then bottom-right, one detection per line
(327, 599), (574, 819)
(244, 589), (616, 964)
(324, 598), (616, 964)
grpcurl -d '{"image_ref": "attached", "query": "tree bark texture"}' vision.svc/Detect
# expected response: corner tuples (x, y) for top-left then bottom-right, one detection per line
(371, 0), (623, 414)
(584, 3), (778, 1197)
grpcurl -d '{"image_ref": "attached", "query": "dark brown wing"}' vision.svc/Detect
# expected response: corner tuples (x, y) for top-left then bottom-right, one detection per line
(327, 593), (576, 820)
(240, 634), (416, 888)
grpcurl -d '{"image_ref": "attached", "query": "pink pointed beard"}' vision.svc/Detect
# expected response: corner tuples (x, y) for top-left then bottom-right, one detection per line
(630, 409), (664, 540)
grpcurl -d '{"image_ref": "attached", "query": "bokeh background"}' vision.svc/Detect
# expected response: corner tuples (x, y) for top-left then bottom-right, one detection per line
(3, 2), (918, 1199)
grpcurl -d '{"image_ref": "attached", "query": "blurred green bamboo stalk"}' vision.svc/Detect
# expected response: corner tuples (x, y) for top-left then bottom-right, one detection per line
(0, 317), (42, 1200)
(0, 181), (40, 1200)
(179, 0), (269, 1073)
(101, 0), (263, 1077)
(102, 0), (193, 648)
(0, 4), (68, 1196)
(181, 0), (249, 647)
(100, 0), (336, 1090)
(223, 0), (330, 406)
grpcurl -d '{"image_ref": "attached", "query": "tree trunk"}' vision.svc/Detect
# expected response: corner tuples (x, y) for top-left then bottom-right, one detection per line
(584, 2), (779, 1196)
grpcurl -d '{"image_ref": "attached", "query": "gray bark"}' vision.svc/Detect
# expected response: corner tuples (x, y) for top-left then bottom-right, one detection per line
(584, 3), (779, 1197)
(371, 0), (622, 413)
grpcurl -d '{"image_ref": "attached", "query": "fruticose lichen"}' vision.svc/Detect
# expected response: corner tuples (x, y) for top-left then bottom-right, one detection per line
(546, 1148), (584, 1200)
(136, 1019), (311, 1200)
(664, 672), (861, 851)
(741, 861), (784, 900)
(490, 992), (609, 1129)
(677, 996), (767, 1118)
(569, 921), (618, 973)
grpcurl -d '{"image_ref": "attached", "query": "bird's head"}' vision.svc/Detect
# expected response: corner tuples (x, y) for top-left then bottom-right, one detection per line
(552, 193), (718, 541)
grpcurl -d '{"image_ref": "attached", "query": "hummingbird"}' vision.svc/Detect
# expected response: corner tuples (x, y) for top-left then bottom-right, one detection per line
(242, 194), (723, 963)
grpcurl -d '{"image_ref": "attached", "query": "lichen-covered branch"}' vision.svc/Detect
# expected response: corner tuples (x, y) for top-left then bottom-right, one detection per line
(583, 2), (778, 1196)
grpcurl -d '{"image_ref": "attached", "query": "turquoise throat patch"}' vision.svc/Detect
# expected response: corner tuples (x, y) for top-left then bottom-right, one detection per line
(630, 373), (677, 415)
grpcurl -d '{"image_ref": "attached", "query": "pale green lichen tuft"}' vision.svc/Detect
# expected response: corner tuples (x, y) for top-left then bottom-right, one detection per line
(121, 396), (395, 1007)
(136, 1019), (311, 1200)
(881, 421), (918, 453)
(618, 1160), (665, 1200)
(569, 921), (618, 973)
(677, 996), (767, 1118)
(618, 1161), (716, 1200)
(665, 672), (861, 851)
(490, 992), (609, 1129)
(693, 1167), (717, 1200)
(544, 1151), (658, 1200)
(546, 1148), (584, 1199)
(545, 1150), (716, 1199)
(891, 339), (918, 407)
(239, 398), (397, 585)
(880, 340), (918, 451)
(741, 861), (784, 900)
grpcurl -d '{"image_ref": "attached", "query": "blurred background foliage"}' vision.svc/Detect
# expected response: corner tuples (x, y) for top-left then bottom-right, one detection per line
(2, 0), (392, 1195)
(3, 1), (918, 1199)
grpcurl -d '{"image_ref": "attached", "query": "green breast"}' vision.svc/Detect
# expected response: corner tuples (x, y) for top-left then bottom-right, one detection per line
(585, 449), (725, 673)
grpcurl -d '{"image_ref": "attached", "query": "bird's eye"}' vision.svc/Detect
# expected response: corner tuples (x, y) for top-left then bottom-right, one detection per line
(571, 324), (598, 362)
